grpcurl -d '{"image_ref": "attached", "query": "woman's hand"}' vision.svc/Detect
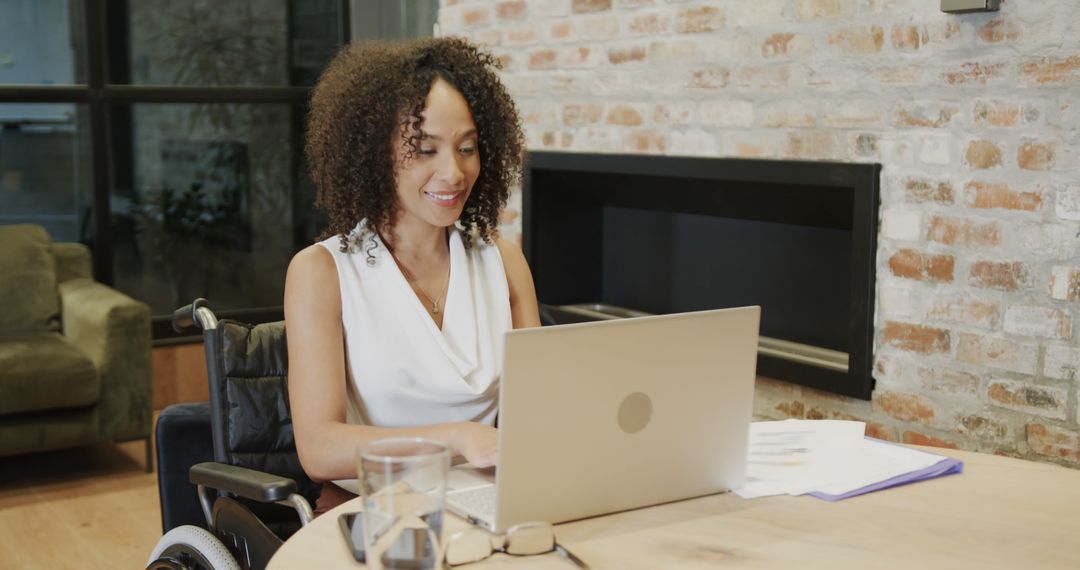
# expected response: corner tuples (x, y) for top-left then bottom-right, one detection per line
(452, 422), (498, 467)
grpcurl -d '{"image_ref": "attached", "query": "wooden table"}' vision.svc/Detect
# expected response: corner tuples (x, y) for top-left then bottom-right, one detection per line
(268, 448), (1080, 569)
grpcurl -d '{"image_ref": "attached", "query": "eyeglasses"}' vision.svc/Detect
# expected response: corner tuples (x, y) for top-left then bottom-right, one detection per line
(444, 521), (590, 568)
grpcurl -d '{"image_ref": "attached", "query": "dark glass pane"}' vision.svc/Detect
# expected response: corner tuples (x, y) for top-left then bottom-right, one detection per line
(111, 103), (320, 316)
(119, 0), (342, 86)
(350, 0), (439, 40)
(0, 0), (85, 86)
(0, 103), (92, 242)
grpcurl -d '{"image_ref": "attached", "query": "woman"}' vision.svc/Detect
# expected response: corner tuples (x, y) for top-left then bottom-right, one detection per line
(285, 37), (539, 513)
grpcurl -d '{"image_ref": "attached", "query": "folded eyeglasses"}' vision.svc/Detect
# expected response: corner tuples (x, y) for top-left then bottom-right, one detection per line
(444, 521), (589, 568)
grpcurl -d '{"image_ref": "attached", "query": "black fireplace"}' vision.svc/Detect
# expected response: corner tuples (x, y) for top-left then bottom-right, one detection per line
(522, 152), (881, 400)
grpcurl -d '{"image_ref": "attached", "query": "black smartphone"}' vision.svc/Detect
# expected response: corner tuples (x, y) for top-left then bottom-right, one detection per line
(338, 512), (366, 563)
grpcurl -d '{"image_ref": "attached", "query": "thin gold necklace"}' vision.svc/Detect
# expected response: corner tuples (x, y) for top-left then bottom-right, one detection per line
(381, 234), (450, 315)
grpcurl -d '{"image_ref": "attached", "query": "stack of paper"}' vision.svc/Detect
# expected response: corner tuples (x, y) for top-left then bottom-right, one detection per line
(735, 419), (963, 501)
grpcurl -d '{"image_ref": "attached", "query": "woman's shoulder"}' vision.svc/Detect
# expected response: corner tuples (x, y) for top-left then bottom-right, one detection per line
(493, 235), (526, 266)
(287, 243), (339, 287)
(285, 243), (342, 314)
(292, 241), (336, 266)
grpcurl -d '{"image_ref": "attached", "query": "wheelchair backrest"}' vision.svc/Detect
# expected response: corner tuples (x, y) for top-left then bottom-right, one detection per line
(202, 319), (320, 506)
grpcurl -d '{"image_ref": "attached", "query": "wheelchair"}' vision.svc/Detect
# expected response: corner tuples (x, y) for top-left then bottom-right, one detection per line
(147, 299), (321, 570)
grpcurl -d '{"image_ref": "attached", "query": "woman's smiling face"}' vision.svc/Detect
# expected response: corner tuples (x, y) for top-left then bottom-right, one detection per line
(391, 77), (481, 230)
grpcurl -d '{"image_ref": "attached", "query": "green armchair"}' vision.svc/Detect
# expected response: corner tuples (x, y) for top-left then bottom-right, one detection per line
(0, 224), (153, 469)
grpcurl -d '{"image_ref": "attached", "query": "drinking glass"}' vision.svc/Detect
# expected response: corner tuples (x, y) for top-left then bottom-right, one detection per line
(358, 438), (451, 570)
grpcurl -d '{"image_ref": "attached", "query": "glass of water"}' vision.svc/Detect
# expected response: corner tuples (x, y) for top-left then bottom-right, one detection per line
(358, 438), (451, 570)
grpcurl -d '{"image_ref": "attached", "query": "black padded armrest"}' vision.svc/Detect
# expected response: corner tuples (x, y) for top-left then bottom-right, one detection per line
(189, 462), (298, 503)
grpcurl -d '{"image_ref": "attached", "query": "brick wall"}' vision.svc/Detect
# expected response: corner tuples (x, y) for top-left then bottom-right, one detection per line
(439, 0), (1080, 466)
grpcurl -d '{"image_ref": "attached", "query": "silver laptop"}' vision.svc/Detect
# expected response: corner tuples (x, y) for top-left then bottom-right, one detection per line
(446, 306), (760, 533)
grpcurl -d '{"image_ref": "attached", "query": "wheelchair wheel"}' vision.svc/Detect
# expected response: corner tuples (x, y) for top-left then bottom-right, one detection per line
(146, 525), (240, 570)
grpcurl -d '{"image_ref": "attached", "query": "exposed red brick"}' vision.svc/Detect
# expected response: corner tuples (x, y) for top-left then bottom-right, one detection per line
(608, 46), (646, 65)
(736, 65), (790, 89)
(732, 142), (765, 157)
(507, 27), (538, 44)
(463, 7), (492, 26)
(957, 414), (1009, 440)
(927, 216), (1000, 247)
(652, 103), (691, 125)
(763, 33), (796, 57)
(969, 261), (1030, 291)
(676, 6), (724, 34)
(928, 297), (999, 330)
(895, 104), (957, 128)
(628, 13), (669, 35)
(774, 401), (805, 418)
(606, 105), (643, 126)
(562, 46), (592, 67)
(882, 321), (951, 354)
(625, 130), (666, 154)
(875, 66), (923, 85)
(785, 131), (839, 159)
(874, 392), (935, 424)
(1050, 266), (1080, 301)
(989, 383), (1064, 413)
(496, 1), (527, 20)
(572, 0), (612, 13)
(965, 140), (1003, 169)
(964, 181), (1042, 211)
(562, 103), (602, 126)
(943, 62), (1005, 85)
(550, 21), (573, 40)
(888, 249), (955, 283)
(903, 431), (959, 449)
(973, 100), (1020, 127)
(528, 49), (558, 70)
(1019, 55), (1080, 85)
(1027, 423), (1080, 463)
(905, 178), (954, 205)
(919, 367), (981, 395)
(1017, 141), (1056, 171)
(978, 18), (1021, 43)
(957, 333), (1038, 375)
(688, 68), (730, 89)
(827, 26), (884, 54)
(891, 25), (926, 50)
(865, 423), (897, 442)
(796, 0), (850, 20)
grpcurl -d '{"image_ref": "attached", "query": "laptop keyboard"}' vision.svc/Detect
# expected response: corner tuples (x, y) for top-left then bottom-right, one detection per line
(447, 485), (497, 518)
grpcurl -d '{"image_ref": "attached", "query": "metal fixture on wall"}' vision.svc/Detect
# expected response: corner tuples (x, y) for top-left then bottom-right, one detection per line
(941, 0), (1000, 13)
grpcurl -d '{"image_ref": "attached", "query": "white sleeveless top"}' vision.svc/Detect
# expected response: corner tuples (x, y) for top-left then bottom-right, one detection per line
(316, 223), (511, 429)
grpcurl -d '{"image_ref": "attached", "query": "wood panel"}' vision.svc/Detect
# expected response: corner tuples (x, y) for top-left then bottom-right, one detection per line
(152, 342), (210, 410)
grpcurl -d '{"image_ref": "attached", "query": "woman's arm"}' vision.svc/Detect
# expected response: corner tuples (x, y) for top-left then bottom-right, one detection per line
(284, 245), (496, 481)
(496, 237), (541, 329)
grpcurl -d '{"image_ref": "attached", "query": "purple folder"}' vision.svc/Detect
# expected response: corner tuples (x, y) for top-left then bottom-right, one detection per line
(808, 438), (965, 502)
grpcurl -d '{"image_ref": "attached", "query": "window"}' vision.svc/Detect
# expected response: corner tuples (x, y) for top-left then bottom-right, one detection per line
(1, 0), (439, 341)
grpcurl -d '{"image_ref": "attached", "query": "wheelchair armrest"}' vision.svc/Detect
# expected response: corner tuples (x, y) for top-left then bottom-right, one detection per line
(189, 462), (298, 503)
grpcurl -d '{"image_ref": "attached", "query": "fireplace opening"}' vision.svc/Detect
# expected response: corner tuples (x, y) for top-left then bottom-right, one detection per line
(523, 152), (881, 400)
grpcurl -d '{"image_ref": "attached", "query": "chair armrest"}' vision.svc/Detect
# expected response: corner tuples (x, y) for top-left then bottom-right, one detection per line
(189, 462), (299, 503)
(59, 278), (152, 441)
(51, 242), (93, 283)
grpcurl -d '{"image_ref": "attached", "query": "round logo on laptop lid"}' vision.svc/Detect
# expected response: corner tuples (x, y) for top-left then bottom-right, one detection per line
(617, 392), (652, 434)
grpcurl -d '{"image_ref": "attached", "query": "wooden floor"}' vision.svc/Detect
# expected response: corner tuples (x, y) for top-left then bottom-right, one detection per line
(0, 439), (162, 569)
(0, 345), (210, 568)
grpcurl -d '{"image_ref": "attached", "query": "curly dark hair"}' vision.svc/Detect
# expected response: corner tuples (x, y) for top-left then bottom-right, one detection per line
(306, 36), (524, 251)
